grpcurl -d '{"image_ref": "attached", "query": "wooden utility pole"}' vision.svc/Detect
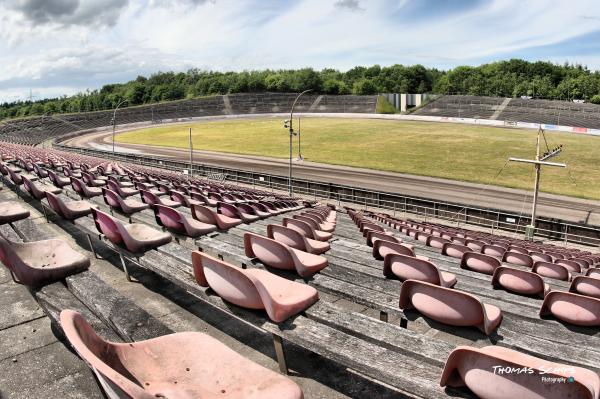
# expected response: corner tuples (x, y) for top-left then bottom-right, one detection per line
(508, 126), (565, 240)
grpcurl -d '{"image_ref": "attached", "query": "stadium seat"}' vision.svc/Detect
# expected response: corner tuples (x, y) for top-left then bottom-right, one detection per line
(491, 266), (549, 298)
(532, 261), (571, 281)
(170, 190), (201, 208)
(267, 224), (330, 255)
(219, 202), (259, 224)
(102, 188), (149, 217)
(481, 244), (506, 257)
(45, 192), (93, 221)
(60, 310), (304, 399)
(0, 235), (89, 286)
(383, 253), (456, 287)
(140, 189), (181, 208)
(502, 251), (534, 267)
(366, 230), (399, 247)
(569, 276), (600, 299)
(47, 170), (71, 188)
(586, 268), (600, 279)
(190, 204), (242, 230)
(372, 240), (424, 261)
(283, 218), (331, 241)
(440, 345), (600, 399)
(71, 177), (102, 198)
(460, 252), (502, 275)
(425, 236), (451, 249)
(21, 175), (61, 200)
(153, 204), (216, 238)
(556, 258), (582, 273)
(91, 208), (171, 254)
(243, 232), (328, 277)
(399, 279), (502, 335)
(540, 291), (600, 327)
(0, 201), (30, 224)
(106, 180), (138, 198)
(441, 242), (473, 259)
(192, 251), (319, 322)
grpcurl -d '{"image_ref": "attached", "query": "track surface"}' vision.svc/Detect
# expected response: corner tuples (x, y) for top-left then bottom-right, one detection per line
(63, 129), (600, 227)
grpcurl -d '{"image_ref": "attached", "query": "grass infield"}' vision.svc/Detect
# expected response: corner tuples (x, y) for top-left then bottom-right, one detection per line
(116, 117), (600, 200)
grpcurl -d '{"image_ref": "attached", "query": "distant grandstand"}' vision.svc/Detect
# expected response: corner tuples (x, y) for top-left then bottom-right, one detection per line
(0, 93), (377, 146)
(413, 95), (600, 129)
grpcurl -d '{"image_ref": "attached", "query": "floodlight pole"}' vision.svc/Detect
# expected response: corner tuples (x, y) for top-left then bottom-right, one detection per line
(288, 90), (312, 196)
(508, 126), (565, 240)
(189, 128), (194, 177)
(112, 99), (128, 156)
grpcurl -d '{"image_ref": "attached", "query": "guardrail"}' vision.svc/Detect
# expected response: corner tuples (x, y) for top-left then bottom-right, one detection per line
(52, 142), (600, 247)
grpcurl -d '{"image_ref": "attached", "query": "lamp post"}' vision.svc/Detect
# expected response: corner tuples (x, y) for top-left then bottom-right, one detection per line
(112, 99), (128, 156)
(286, 89), (312, 196)
(296, 115), (303, 161)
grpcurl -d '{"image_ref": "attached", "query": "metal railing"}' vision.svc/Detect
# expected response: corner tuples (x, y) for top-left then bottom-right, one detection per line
(52, 142), (600, 247)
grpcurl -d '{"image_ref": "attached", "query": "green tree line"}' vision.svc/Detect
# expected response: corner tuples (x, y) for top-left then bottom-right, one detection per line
(2, 59), (600, 120)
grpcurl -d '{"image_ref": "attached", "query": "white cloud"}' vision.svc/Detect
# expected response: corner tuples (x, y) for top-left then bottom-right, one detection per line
(1, 0), (600, 103)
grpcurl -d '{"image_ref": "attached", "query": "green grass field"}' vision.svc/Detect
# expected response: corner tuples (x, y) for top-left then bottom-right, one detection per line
(115, 117), (600, 200)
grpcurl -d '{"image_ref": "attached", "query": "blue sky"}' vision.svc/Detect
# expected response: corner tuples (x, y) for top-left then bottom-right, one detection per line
(1, 0), (600, 103)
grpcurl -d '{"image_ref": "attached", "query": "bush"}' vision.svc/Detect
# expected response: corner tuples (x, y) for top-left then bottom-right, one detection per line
(376, 96), (396, 114)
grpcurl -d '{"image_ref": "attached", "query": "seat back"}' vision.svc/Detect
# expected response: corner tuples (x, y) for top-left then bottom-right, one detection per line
(569, 276), (600, 299)
(190, 204), (217, 225)
(426, 236), (451, 249)
(71, 178), (85, 196)
(59, 310), (147, 398)
(237, 203), (257, 215)
(283, 218), (314, 238)
(101, 188), (121, 209)
(191, 251), (263, 309)
(530, 251), (553, 263)
(373, 240), (415, 260)
(366, 231), (398, 247)
(491, 266), (547, 297)
(294, 215), (319, 230)
(502, 251), (534, 267)
(481, 244), (506, 257)
(383, 253), (441, 284)
(399, 280), (493, 332)
(91, 208), (123, 245)
(460, 252), (501, 275)
(533, 261), (570, 281)
(154, 204), (184, 233)
(218, 202), (240, 219)
(140, 189), (159, 206)
(243, 233), (294, 271)
(441, 243), (473, 259)
(267, 224), (306, 251)
(441, 345), (600, 399)
(45, 191), (66, 218)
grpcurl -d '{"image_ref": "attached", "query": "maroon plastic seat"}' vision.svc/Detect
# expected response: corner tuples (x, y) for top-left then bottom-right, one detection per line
(47, 169), (71, 188)
(267, 224), (330, 255)
(153, 204), (216, 238)
(136, 182), (166, 197)
(60, 310), (303, 399)
(384, 254), (456, 287)
(366, 230), (399, 247)
(237, 203), (267, 220)
(297, 214), (334, 232)
(540, 291), (600, 327)
(459, 252), (501, 275)
(170, 190), (201, 208)
(587, 268), (600, 279)
(283, 218), (331, 241)
(491, 266), (549, 298)
(106, 180), (139, 198)
(249, 203), (274, 218)
(192, 251), (319, 322)
(243, 232), (328, 277)
(372, 240), (425, 261)
(569, 276), (600, 299)
(441, 242), (473, 259)
(219, 202), (259, 224)
(33, 163), (48, 178)
(533, 261), (571, 281)
(530, 251), (553, 263)
(555, 258), (582, 273)
(81, 171), (106, 187)
(481, 244), (506, 257)
(425, 236), (451, 249)
(507, 245), (530, 255)
(21, 175), (61, 200)
(441, 345), (600, 399)
(0, 201), (30, 224)
(190, 204), (242, 230)
(502, 251), (534, 267)
(0, 235), (89, 286)
(465, 239), (486, 252)
(399, 280), (502, 335)
(91, 208), (171, 254)
(70, 177), (102, 198)
(102, 188), (149, 216)
(140, 189), (181, 208)
(46, 192), (93, 221)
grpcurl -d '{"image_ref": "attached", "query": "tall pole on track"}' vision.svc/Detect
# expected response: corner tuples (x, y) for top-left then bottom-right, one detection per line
(286, 89), (312, 196)
(112, 99), (128, 156)
(189, 127), (194, 177)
